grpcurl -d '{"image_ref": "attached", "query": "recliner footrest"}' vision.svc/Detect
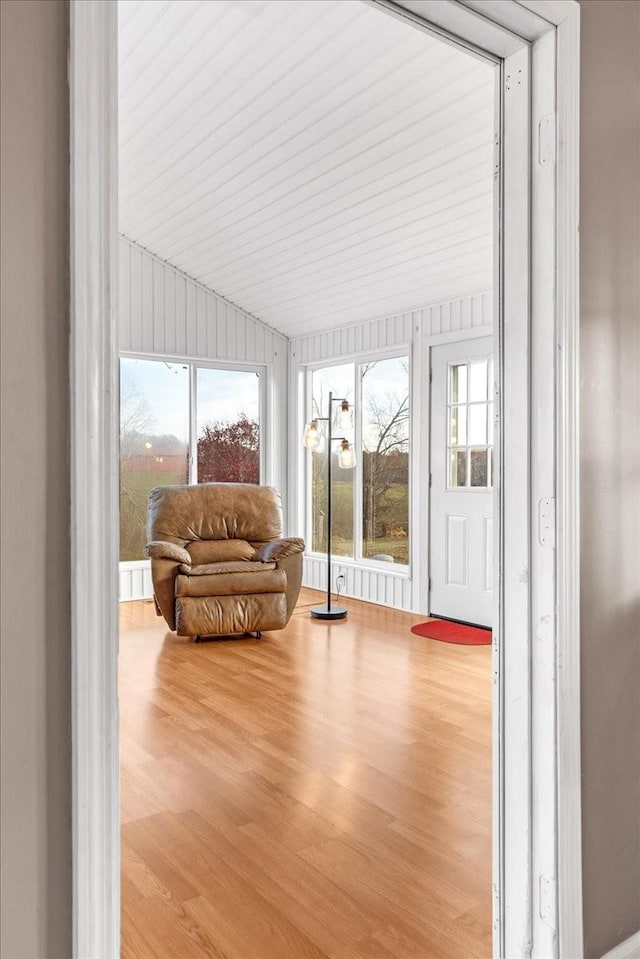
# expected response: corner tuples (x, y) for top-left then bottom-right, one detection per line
(175, 593), (287, 636)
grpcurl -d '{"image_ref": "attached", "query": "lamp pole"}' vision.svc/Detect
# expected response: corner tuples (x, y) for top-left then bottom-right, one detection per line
(310, 390), (350, 621)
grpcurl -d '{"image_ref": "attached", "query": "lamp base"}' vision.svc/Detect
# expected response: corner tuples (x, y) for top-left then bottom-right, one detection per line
(310, 604), (348, 621)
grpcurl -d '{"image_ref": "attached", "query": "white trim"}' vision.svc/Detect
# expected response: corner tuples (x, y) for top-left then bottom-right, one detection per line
(70, 1), (119, 957)
(601, 932), (640, 959)
(459, 0), (553, 39)
(371, 0), (524, 57)
(302, 344), (412, 372)
(554, 8), (583, 956)
(529, 26), (559, 958)
(423, 325), (495, 346)
(120, 349), (271, 373)
(496, 41), (532, 956)
(189, 360), (197, 484)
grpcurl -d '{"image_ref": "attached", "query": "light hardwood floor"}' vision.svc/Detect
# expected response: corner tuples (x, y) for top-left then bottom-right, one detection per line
(120, 589), (492, 959)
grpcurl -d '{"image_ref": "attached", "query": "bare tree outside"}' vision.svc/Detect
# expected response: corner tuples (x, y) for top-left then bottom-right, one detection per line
(361, 358), (410, 564)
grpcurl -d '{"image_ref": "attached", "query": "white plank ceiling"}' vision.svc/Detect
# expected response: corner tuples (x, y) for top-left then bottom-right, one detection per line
(118, 0), (495, 337)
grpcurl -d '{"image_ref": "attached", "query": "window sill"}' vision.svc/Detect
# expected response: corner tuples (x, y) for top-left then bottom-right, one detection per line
(305, 552), (411, 579)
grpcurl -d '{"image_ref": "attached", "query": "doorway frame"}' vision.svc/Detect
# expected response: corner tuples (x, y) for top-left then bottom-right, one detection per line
(69, 1), (580, 956)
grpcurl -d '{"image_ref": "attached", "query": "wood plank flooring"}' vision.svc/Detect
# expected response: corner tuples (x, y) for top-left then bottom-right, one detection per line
(120, 589), (492, 959)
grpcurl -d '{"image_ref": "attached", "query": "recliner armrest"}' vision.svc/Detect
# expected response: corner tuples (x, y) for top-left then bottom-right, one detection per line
(254, 537), (305, 563)
(145, 540), (192, 565)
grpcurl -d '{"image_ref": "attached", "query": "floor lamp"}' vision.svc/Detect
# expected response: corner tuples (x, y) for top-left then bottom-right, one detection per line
(303, 391), (355, 620)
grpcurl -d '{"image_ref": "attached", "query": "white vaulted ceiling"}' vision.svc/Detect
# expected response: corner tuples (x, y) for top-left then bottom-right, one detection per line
(118, 0), (495, 337)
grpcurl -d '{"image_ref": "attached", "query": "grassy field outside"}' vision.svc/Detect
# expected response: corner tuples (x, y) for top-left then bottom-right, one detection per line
(120, 468), (186, 561)
(313, 480), (409, 565)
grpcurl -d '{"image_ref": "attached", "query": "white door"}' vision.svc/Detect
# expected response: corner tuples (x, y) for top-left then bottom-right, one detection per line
(429, 338), (494, 627)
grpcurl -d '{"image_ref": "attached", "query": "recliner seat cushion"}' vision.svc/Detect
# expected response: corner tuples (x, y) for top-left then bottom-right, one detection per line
(179, 561), (275, 576)
(176, 566), (285, 598)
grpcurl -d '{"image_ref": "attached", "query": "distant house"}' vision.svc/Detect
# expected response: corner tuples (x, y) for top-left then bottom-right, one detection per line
(120, 433), (188, 473)
(120, 449), (187, 473)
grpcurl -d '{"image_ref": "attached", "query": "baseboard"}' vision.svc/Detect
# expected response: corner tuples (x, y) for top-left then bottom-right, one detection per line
(602, 931), (640, 959)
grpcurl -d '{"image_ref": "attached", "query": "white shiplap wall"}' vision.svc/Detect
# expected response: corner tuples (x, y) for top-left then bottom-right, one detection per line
(290, 291), (492, 364)
(119, 235), (288, 369)
(118, 235), (288, 601)
(119, 563), (153, 603)
(289, 290), (493, 613)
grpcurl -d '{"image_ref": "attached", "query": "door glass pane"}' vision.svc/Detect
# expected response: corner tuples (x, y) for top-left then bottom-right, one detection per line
(446, 353), (493, 490)
(120, 358), (189, 561)
(311, 364), (355, 557)
(449, 405), (467, 446)
(450, 364), (467, 404)
(470, 449), (489, 487)
(449, 449), (467, 487)
(361, 357), (409, 565)
(196, 368), (260, 484)
(468, 403), (488, 445)
(469, 359), (488, 402)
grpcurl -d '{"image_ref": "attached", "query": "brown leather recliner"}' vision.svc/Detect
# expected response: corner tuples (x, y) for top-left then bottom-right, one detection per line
(145, 483), (304, 640)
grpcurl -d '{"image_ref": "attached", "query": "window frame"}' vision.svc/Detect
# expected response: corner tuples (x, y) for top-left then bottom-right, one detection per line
(304, 347), (412, 573)
(306, 358), (357, 562)
(119, 351), (267, 564)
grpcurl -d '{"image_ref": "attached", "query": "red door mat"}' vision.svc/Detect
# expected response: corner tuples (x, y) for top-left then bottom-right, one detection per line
(410, 618), (492, 645)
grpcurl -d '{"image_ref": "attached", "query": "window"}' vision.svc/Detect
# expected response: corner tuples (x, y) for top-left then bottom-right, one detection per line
(310, 363), (355, 557)
(119, 358), (262, 562)
(448, 357), (493, 489)
(361, 358), (410, 564)
(119, 358), (189, 561)
(307, 354), (410, 568)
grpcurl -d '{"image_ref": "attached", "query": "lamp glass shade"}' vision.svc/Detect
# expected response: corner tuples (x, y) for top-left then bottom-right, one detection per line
(337, 439), (355, 469)
(303, 420), (321, 450)
(336, 400), (353, 431)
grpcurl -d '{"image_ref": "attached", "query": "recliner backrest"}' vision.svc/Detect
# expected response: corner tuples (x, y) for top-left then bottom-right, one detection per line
(147, 483), (283, 546)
